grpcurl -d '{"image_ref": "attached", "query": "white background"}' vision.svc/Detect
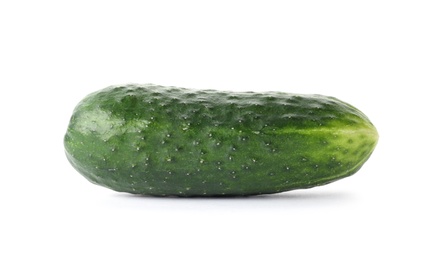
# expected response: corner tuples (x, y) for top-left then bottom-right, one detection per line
(1, 0), (429, 259)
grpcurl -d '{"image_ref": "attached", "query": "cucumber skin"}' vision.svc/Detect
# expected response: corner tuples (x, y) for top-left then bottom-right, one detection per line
(64, 84), (378, 196)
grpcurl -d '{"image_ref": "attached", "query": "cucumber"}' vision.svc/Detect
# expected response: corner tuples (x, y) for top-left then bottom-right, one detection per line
(64, 84), (378, 196)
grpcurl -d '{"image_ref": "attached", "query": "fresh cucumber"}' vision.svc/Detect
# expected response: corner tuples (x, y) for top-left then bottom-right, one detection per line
(64, 84), (378, 196)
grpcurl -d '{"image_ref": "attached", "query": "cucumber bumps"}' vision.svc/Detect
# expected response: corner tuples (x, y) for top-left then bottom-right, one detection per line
(64, 84), (378, 196)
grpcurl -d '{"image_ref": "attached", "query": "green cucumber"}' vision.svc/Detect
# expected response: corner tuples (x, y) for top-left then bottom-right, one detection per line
(64, 84), (378, 196)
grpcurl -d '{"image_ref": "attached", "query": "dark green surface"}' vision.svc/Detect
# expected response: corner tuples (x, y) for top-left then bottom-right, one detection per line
(64, 84), (378, 196)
